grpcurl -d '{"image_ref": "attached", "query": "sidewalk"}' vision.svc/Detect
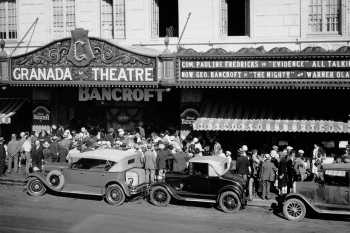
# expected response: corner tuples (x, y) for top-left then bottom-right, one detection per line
(0, 168), (26, 186)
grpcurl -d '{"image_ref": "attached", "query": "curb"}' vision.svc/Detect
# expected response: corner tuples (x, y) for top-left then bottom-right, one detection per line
(0, 177), (26, 186)
(247, 199), (277, 208)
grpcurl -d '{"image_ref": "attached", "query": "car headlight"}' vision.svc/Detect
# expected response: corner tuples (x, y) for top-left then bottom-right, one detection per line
(127, 178), (134, 185)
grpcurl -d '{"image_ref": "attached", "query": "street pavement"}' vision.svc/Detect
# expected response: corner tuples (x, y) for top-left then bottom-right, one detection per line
(0, 185), (350, 233)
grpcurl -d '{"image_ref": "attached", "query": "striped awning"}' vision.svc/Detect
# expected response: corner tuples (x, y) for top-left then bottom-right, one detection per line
(193, 118), (350, 133)
(0, 98), (26, 124)
(193, 94), (350, 133)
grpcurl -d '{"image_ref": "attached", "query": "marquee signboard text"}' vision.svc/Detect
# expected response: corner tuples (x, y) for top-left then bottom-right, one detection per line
(179, 58), (350, 80)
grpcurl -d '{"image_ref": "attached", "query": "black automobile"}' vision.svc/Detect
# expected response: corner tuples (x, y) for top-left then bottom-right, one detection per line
(149, 156), (246, 213)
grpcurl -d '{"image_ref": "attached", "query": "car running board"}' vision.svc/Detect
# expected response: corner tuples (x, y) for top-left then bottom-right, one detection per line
(182, 198), (216, 203)
(316, 208), (350, 215)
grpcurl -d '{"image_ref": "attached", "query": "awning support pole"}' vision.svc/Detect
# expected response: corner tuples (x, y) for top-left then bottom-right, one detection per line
(177, 12), (191, 50)
(10, 17), (39, 57)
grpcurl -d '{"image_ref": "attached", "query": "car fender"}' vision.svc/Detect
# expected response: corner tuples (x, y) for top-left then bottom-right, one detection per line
(283, 193), (318, 213)
(104, 181), (130, 197)
(149, 182), (185, 201)
(26, 173), (52, 190)
(217, 185), (245, 204)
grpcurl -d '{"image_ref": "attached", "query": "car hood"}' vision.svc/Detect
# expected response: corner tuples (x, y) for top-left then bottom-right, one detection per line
(44, 162), (68, 171)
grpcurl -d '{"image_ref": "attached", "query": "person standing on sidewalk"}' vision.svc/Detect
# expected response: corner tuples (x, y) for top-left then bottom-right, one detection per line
(22, 135), (32, 175)
(236, 145), (251, 197)
(144, 144), (157, 182)
(31, 140), (44, 172)
(0, 137), (7, 176)
(7, 134), (20, 174)
(260, 154), (278, 200)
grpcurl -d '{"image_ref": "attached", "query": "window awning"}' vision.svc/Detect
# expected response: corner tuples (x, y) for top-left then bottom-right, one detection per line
(193, 98), (350, 133)
(0, 98), (26, 124)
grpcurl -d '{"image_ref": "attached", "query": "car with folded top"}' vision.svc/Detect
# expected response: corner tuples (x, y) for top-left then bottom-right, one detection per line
(148, 156), (246, 213)
(26, 149), (149, 206)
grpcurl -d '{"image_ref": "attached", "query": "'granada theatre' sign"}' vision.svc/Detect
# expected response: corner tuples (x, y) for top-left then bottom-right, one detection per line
(10, 28), (157, 86)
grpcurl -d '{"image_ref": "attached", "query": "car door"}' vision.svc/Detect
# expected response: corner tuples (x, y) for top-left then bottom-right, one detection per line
(315, 170), (350, 210)
(179, 162), (209, 198)
(62, 158), (106, 194)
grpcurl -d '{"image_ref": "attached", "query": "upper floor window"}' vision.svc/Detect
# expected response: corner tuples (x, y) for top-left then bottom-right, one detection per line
(308, 0), (341, 34)
(221, 0), (250, 36)
(152, 0), (179, 38)
(0, 0), (17, 40)
(52, 0), (76, 38)
(101, 0), (126, 40)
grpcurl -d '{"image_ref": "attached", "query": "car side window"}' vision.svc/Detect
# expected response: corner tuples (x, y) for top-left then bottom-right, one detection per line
(71, 158), (110, 171)
(324, 170), (350, 186)
(190, 163), (209, 177)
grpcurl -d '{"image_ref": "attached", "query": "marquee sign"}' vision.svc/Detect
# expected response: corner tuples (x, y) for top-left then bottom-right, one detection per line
(179, 59), (350, 80)
(10, 28), (157, 86)
(193, 118), (350, 133)
(177, 47), (350, 87)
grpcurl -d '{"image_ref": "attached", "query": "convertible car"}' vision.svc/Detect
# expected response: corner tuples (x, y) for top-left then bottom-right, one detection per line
(149, 156), (246, 213)
(26, 149), (149, 206)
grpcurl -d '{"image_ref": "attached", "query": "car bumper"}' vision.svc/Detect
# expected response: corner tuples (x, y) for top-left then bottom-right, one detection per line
(129, 183), (150, 195)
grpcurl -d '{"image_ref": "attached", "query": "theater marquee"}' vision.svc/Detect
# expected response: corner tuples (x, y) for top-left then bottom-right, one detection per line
(179, 59), (350, 80)
(10, 28), (157, 86)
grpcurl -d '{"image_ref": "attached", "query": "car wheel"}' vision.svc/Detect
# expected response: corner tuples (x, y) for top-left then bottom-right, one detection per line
(149, 186), (171, 207)
(27, 178), (46, 197)
(46, 170), (65, 191)
(283, 198), (307, 221)
(105, 184), (126, 206)
(218, 191), (241, 213)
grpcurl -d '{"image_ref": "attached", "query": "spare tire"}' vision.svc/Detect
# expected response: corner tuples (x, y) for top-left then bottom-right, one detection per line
(46, 170), (65, 191)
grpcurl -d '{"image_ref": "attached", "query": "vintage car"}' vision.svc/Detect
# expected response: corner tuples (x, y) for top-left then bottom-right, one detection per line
(148, 156), (246, 213)
(282, 163), (350, 221)
(26, 149), (149, 206)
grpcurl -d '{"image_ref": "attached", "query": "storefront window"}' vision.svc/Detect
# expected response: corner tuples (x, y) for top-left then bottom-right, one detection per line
(220, 0), (250, 37)
(52, 0), (76, 38)
(0, 0), (17, 40)
(101, 0), (126, 40)
(151, 0), (179, 38)
(308, 0), (341, 34)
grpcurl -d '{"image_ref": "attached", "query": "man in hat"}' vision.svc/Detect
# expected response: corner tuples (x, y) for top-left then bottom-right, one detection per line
(0, 137), (6, 176)
(260, 153), (277, 200)
(7, 134), (20, 173)
(105, 128), (115, 145)
(236, 145), (251, 194)
(294, 150), (306, 181)
(144, 144), (157, 182)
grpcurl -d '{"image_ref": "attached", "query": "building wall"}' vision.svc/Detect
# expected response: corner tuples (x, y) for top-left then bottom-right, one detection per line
(3, 0), (350, 55)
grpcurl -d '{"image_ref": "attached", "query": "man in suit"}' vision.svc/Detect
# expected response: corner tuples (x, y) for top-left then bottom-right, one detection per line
(260, 153), (278, 200)
(0, 137), (6, 176)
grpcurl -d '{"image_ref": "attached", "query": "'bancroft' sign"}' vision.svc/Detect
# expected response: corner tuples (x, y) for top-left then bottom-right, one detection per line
(79, 88), (166, 102)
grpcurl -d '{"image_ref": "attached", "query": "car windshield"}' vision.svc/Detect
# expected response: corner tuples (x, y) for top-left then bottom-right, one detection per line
(324, 169), (350, 186)
(189, 162), (208, 177)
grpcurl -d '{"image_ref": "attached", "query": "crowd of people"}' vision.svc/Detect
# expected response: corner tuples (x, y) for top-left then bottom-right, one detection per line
(1, 124), (350, 201)
(235, 143), (350, 200)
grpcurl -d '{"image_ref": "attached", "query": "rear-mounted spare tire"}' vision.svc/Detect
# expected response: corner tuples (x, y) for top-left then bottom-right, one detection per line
(46, 170), (65, 191)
